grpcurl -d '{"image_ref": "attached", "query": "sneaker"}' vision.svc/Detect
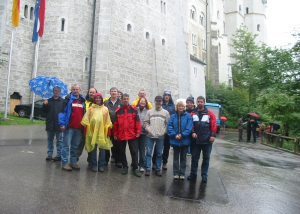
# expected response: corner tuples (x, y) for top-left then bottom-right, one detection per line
(202, 177), (207, 182)
(111, 157), (115, 163)
(139, 167), (145, 172)
(152, 164), (156, 170)
(69, 163), (80, 170)
(187, 174), (197, 180)
(91, 168), (97, 172)
(61, 164), (72, 171)
(145, 170), (151, 176)
(162, 164), (167, 170)
(134, 169), (141, 177)
(52, 156), (61, 162)
(116, 163), (122, 168)
(46, 155), (52, 161)
(180, 175), (185, 180)
(174, 175), (179, 180)
(155, 170), (162, 177)
(98, 168), (104, 172)
(121, 167), (128, 175)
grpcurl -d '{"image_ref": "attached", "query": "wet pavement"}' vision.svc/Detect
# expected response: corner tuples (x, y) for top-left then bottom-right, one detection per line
(0, 125), (300, 214)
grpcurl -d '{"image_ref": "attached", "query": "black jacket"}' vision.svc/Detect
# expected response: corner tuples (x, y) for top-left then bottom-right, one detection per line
(104, 97), (122, 124)
(42, 97), (64, 131)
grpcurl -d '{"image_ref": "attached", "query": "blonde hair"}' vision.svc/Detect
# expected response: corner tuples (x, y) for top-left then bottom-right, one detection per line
(175, 101), (186, 111)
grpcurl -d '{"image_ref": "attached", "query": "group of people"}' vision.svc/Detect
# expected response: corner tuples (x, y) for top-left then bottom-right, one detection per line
(238, 115), (260, 143)
(42, 84), (217, 182)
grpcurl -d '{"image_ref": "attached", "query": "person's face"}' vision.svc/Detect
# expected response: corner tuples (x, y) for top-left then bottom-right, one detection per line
(186, 101), (194, 110)
(177, 105), (185, 113)
(53, 88), (61, 98)
(71, 85), (81, 97)
(88, 88), (96, 101)
(122, 96), (129, 106)
(197, 99), (205, 109)
(95, 96), (102, 105)
(139, 98), (146, 107)
(155, 100), (162, 108)
(138, 91), (146, 98)
(164, 94), (170, 102)
(110, 89), (118, 98)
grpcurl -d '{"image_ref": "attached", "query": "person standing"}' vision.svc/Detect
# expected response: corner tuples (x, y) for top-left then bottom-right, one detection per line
(81, 93), (113, 172)
(251, 118), (258, 143)
(238, 115), (244, 142)
(59, 84), (85, 171)
(136, 97), (149, 172)
(104, 87), (122, 167)
(152, 91), (175, 170)
(246, 120), (252, 142)
(186, 97), (196, 155)
(42, 86), (64, 161)
(113, 93), (141, 177)
(167, 101), (193, 180)
(131, 89), (153, 109)
(187, 96), (217, 182)
(144, 96), (170, 176)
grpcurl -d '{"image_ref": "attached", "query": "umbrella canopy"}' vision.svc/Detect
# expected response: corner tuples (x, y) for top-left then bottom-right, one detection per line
(29, 76), (68, 98)
(248, 112), (260, 118)
(220, 116), (227, 120)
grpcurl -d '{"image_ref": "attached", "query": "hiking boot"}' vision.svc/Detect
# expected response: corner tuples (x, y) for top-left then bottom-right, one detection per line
(174, 175), (179, 180)
(155, 170), (162, 177)
(187, 174), (197, 180)
(139, 167), (145, 172)
(162, 164), (167, 170)
(145, 170), (151, 176)
(98, 168), (104, 172)
(121, 167), (128, 175)
(52, 156), (61, 162)
(111, 157), (115, 163)
(69, 164), (80, 170)
(46, 155), (52, 161)
(61, 165), (72, 171)
(152, 164), (156, 170)
(202, 177), (207, 182)
(91, 168), (97, 172)
(134, 169), (141, 177)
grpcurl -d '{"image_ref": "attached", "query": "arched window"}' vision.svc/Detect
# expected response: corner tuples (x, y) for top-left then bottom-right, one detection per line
(61, 18), (65, 31)
(200, 13), (205, 26)
(85, 57), (89, 71)
(239, 5), (241, 13)
(257, 24), (260, 31)
(217, 10), (220, 19)
(162, 39), (165, 46)
(246, 7), (249, 14)
(190, 6), (196, 21)
(127, 24), (132, 31)
(30, 7), (34, 20)
(161, 1), (166, 14)
(146, 32), (150, 39)
(24, 5), (28, 18)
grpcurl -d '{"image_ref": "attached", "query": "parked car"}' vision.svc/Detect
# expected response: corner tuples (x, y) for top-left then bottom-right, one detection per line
(14, 100), (47, 118)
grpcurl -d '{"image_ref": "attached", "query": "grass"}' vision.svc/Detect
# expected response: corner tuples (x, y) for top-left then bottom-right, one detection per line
(0, 113), (45, 126)
(282, 139), (295, 151)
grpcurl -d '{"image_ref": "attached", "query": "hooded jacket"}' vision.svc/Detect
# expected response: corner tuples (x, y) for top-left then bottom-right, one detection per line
(162, 91), (176, 116)
(167, 111), (193, 147)
(42, 96), (64, 131)
(132, 97), (153, 109)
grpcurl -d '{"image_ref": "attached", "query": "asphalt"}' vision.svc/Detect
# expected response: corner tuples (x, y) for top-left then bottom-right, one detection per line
(0, 125), (300, 214)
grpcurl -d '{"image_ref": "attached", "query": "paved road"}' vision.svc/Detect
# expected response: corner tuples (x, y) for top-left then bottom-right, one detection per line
(0, 125), (300, 214)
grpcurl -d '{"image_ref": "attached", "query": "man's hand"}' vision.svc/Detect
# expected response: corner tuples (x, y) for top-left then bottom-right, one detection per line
(192, 133), (197, 138)
(60, 126), (66, 132)
(209, 136), (215, 143)
(44, 99), (48, 105)
(114, 136), (118, 140)
(136, 134), (140, 138)
(175, 134), (182, 140)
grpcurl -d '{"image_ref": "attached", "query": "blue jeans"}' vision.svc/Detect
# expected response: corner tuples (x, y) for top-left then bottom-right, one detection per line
(61, 128), (81, 166)
(90, 145), (106, 169)
(173, 146), (188, 176)
(136, 134), (146, 167)
(146, 137), (164, 171)
(190, 142), (212, 178)
(47, 131), (63, 157)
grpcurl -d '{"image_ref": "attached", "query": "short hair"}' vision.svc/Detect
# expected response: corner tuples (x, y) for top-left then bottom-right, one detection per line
(137, 97), (149, 109)
(175, 101), (186, 111)
(121, 93), (129, 99)
(110, 87), (118, 92)
(71, 84), (80, 89)
(139, 89), (145, 93)
(85, 88), (97, 100)
(197, 96), (205, 103)
(53, 86), (61, 91)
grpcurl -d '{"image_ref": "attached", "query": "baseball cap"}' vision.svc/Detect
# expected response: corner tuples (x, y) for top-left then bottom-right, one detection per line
(155, 95), (163, 101)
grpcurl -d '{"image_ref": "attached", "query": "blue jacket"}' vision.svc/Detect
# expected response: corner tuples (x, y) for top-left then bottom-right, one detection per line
(167, 111), (193, 147)
(58, 93), (85, 131)
(162, 91), (175, 116)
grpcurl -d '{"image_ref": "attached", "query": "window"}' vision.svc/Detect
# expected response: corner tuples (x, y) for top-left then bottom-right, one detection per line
(217, 30), (220, 37)
(61, 18), (65, 31)
(246, 7), (249, 14)
(200, 13), (205, 26)
(257, 24), (260, 31)
(217, 10), (220, 19)
(146, 0), (149, 5)
(24, 5), (28, 18)
(223, 21), (226, 34)
(239, 5), (241, 13)
(194, 67), (197, 77)
(85, 57), (89, 71)
(127, 24), (132, 31)
(190, 6), (196, 21)
(192, 34), (197, 46)
(146, 32), (150, 39)
(162, 39), (165, 46)
(202, 39), (206, 50)
(161, 1), (166, 14)
(219, 43), (221, 54)
(30, 7), (34, 20)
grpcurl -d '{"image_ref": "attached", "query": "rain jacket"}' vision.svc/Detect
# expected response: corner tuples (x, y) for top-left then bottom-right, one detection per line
(113, 105), (141, 141)
(58, 93), (85, 131)
(132, 97), (153, 109)
(167, 111), (193, 147)
(162, 91), (176, 116)
(81, 103), (113, 151)
(192, 106), (217, 144)
(42, 96), (64, 131)
(103, 97), (122, 124)
(137, 106), (149, 135)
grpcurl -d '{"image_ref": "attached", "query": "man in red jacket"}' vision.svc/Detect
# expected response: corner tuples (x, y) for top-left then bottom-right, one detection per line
(113, 93), (141, 177)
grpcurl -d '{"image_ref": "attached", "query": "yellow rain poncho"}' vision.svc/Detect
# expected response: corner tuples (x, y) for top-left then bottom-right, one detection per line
(81, 104), (113, 152)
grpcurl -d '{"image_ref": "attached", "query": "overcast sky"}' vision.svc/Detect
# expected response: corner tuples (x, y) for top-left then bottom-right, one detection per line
(266, 0), (300, 48)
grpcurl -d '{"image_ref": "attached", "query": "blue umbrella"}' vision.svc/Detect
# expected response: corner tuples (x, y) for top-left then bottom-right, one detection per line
(29, 76), (68, 98)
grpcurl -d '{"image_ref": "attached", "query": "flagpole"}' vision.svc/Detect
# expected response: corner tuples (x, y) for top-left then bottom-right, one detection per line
(3, 30), (14, 119)
(30, 37), (40, 122)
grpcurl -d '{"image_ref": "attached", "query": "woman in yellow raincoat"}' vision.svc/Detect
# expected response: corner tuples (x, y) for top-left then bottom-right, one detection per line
(81, 93), (113, 172)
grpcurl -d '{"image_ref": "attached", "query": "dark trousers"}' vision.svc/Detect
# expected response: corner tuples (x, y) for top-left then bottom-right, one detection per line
(77, 132), (91, 163)
(247, 129), (251, 142)
(173, 146), (188, 176)
(152, 134), (170, 165)
(190, 142), (212, 178)
(118, 139), (138, 170)
(239, 129), (243, 141)
(105, 129), (121, 164)
(252, 130), (256, 142)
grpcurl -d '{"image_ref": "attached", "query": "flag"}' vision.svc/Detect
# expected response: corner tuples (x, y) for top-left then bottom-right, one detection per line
(32, 0), (46, 42)
(12, 0), (20, 27)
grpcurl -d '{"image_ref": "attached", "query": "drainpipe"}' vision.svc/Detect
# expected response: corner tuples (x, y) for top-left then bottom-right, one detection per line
(88, 0), (96, 89)
(206, 0), (208, 80)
